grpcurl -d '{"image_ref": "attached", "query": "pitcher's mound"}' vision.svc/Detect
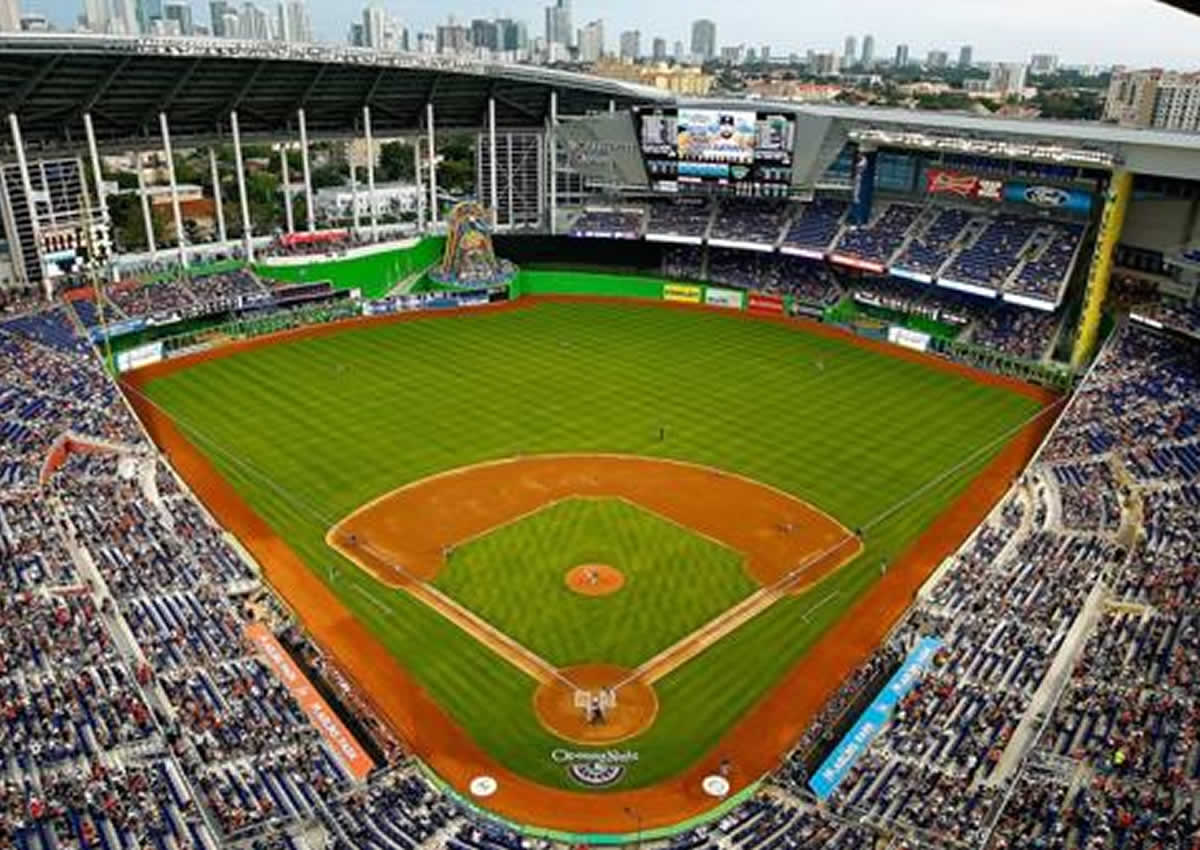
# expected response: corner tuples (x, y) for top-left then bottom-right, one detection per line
(565, 563), (624, 597)
(534, 664), (658, 744)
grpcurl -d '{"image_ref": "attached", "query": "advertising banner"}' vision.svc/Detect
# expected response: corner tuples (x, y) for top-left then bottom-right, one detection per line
(747, 292), (785, 314)
(810, 636), (944, 801)
(244, 623), (375, 780)
(830, 254), (886, 274)
(663, 283), (702, 304)
(1004, 182), (1093, 215)
(925, 169), (1004, 202)
(887, 326), (932, 352)
(705, 287), (743, 309)
(115, 342), (164, 372)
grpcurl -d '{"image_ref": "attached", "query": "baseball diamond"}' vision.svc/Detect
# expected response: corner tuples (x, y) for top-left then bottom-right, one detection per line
(123, 296), (1055, 824)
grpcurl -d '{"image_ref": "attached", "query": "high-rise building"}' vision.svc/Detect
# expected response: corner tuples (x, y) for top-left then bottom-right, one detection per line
(277, 0), (310, 42)
(495, 17), (524, 52)
(82, 0), (108, 30)
(958, 45), (973, 68)
(163, 0), (191, 34)
(544, 0), (570, 47)
(689, 18), (715, 61)
(651, 36), (666, 62)
(209, 0), (228, 34)
(416, 30), (434, 52)
(618, 28), (639, 60)
(578, 18), (603, 61)
(894, 43), (909, 67)
(0, 0), (20, 32)
(1149, 71), (1200, 132)
(237, 2), (268, 39)
(760, 45), (769, 63)
(436, 21), (469, 53)
(1030, 53), (1058, 74)
(470, 18), (498, 50)
(812, 51), (836, 76)
(860, 34), (874, 67)
(673, 39), (684, 61)
(926, 49), (948, 69)
(1103, 68), (1200, 131)
(362, 5), (383, 46)
(843, 35), (856, 66)
(347, 20), (362, 43)
(988, 62), (1027, 97)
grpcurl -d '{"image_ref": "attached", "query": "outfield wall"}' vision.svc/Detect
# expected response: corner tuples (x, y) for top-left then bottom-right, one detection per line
(510, 269), (763, 312)
(254, 236), (445, 298)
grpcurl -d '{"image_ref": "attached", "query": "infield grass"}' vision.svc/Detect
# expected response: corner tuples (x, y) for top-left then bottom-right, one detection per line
(436, 497), (755, 668)
(140, 298), (1043, 789)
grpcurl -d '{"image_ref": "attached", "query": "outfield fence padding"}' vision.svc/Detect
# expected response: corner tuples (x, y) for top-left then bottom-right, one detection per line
(254, 236), (445, 298)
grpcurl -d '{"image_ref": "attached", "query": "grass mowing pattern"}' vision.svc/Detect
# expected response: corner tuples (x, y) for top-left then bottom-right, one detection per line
(142, 300), (1041, 788)
(436, 498), (755, 668)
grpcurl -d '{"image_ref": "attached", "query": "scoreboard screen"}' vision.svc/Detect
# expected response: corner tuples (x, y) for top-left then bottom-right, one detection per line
(635, 107), (796, 197)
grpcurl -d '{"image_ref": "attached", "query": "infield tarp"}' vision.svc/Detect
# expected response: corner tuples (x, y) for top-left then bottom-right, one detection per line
(809, 636), (944, 801)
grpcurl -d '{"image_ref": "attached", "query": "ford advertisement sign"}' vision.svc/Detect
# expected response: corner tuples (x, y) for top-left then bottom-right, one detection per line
(1005, 182), (1093, 215)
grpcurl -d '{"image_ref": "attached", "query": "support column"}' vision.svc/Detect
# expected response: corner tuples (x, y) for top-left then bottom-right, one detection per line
(426, 101), (438, 225)
(8, 113), (46, 296)
(298, 107), (315, 231)
(209, 148), (227, 245)
(363, 105), (378, 240)
(349, 148), (359, 231)
(83, 113), (110, 231)
(279, 145), (294, 234)
(413, 137), (425, 233)
(488, 96), (499, 228)
(850, 145), (877, 226)
(506, 132), (514, 228)
(1072, 170), (1132, 370)
(133, 152), (157, 261)
(608, 98), (615, 114)
(548, 89), (558, 235)
(230, 110), (253, 261)
(159, 112), (187, 267)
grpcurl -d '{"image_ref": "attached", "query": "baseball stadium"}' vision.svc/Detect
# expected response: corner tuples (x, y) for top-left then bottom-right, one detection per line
(1, 31), (1200, 850)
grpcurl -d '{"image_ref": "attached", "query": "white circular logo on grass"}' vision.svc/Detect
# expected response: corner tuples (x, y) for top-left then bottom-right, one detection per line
(702, 775), (731, 798)
(469, 776), (498, 797)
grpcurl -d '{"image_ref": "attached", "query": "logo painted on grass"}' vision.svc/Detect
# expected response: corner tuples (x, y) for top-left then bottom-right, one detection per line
(552, 749), (639, 786)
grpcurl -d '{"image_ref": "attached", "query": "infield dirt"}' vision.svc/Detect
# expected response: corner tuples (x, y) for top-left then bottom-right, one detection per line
(121, 296), (1060, 834)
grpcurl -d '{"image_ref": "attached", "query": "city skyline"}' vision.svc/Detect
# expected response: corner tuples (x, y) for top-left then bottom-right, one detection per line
(12, 0), (1200, 68)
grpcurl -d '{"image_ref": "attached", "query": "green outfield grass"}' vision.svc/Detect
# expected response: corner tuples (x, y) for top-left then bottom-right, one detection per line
(436, 497), (755, 668)
(140, 298), (1042, 789)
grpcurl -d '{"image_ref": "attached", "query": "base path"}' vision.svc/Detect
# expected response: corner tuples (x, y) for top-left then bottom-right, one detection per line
(121, 296), (1060, 835)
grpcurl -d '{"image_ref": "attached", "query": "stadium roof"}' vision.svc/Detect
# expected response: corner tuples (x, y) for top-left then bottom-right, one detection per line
(0, 34), (670, 157)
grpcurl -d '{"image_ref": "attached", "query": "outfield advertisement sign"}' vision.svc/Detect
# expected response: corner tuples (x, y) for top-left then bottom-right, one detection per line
(1005, 182), (1093, 215)
(747, 293), (785, 314)
(705, 287), (743, 309)
(663, 283), (702, 303)
(115, 342), (164, 372)
(925, 169), (1004, 202)
(810, 636), (944, 801)
(887, 326), (932, 352)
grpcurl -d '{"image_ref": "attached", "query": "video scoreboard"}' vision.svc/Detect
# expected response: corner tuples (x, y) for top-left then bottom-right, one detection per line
(636, 107), (796, 198)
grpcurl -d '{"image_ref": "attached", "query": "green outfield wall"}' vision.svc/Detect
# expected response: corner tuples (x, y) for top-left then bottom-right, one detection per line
(254, 236), (445, 298)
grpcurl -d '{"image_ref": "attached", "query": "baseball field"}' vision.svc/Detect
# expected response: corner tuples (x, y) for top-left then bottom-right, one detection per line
(125, 295), (1055, 827)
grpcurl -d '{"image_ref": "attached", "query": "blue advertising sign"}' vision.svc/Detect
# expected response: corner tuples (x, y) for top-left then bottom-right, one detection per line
(1005, 182), (1093, 215)
(809, 636), (944, 801)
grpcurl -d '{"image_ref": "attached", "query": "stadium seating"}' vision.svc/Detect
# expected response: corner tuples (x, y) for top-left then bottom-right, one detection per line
(780, 198), (849, 254)
(569, 209), (645, 239)
(892, 207), (974, 276)
(1005, 222), (1085, 303)
(645, 200), (714, 240)
(831, 203), (923, 266)
(709, 200), (790, 247)
(944, 214), (1041, 289)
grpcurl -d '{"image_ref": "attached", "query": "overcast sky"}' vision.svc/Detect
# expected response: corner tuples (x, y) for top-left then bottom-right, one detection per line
(26, 0), (1200, 68)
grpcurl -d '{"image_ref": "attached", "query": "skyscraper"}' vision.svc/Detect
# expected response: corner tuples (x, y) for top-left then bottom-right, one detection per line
(689, 19), (715, 61)
(843, 35), (857, 67)
(470, 18), (498, 50)
(958, 45), (973, 68)
(860, 34), (874, 67)
(673, 39), (684, 62)
(618, 29), (639, 60)
(926, 50), (949, 69)
(651, 36), (666, 61)
(578, 18), (602, 62)
(163, 0), (191, 34)
(0, 0), (20, 32)
(277, 0), (310, 42)
(894, 43), (909, 67)
(544, 0), (570, 47)
(209, 0), (227, 34)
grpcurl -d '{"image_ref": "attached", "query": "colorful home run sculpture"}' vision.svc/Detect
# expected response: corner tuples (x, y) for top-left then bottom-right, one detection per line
(429, 202), (518, 287)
